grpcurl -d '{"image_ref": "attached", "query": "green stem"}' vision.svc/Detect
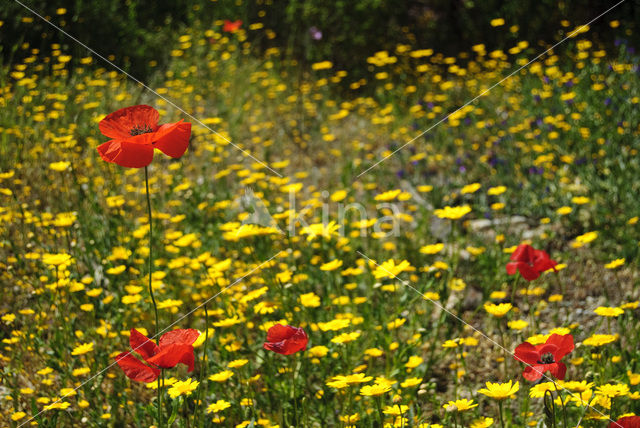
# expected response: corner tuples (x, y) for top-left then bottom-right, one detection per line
(195, 302), (209, 428)
(292, 354), (299, 426)
(144, 166), (162, 427)
(554, 382), (568, 427)
(375, 396), (384, 427)
(498, 401), (505, 428)
(511, 274), (521, 305)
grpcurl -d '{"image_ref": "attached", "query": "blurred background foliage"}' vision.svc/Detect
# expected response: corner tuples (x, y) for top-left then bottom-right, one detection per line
(2, 0), (639, 79)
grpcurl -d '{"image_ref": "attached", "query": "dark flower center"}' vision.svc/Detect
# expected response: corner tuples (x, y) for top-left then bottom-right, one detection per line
(130, 124), (154, 136)
(539, 352), (555, 364)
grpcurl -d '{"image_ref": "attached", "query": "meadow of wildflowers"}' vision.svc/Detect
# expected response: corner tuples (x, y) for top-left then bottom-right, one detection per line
(1, 5), (640, 428)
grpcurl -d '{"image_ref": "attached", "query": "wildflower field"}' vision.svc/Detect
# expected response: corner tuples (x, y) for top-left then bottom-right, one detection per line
(2, 4), (640, 428)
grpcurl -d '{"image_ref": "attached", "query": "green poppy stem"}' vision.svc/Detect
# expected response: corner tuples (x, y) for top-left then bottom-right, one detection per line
(144, 166), (162, 427)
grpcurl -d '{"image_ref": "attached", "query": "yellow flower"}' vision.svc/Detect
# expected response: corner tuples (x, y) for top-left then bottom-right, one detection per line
(466, 246), (486, 256)
(209, 370), (234, 382)
(478, 380), (519, 400)
(571, 196), (590, 204)
(596, 383), (629, 398)
(299, 292), (321, 307)
(433, 205), (471, 220)
(311, 61), (333, 70)
(405, 355), (423, 369)
(556, 206), (572, 215)
(529, 382), (557, 398)
(71, 342), (94, 356)
(442, 339), (458, 348)
(42, 253), (72, 266)
(583, 333), (618, 347)
(400, 377), (422, 388)
(365, 348), (384, 357)
(330, 190), (347, 202)
(222, 224), (280, 241)
(490, 18), (505, 27)
(373, 259), (412, 279)
(11, 412), (26, 421)
(470, 417), (494, 428)
(594, 306), (624, 317)
(605, 258), (625, 269)
(331, 331), (361, 344)
(328, 373), (373, 388)
(106, 265), (126, 275)
(168, 378), (199, 399)
(508, 320), (528, 330)
(227, 359), (249, 369)
(573, 231), (598, 246)
(318, 318), (350, 331)
(483, 302), (512, 317)
(460, 183), (481, 194)
(443, 398), (478, 411)
(44, 401), (71, 411)
(307, 346), (329, 358)
(488, 186), (506, 195)
(320, 259), (343, 271)
(49, 161), (70, 171)
(375, 189), (402, 201)
(360, 384), (392, 396)
(300, 221), (340, 241)
(207, 399), (231, 414)
(419, 243), (444, 255)
(383, 404), (409, 415)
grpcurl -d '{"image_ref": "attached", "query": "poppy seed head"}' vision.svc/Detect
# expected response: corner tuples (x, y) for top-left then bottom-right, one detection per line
(130, 124), (154, 136)
(540, 352), (555, 364)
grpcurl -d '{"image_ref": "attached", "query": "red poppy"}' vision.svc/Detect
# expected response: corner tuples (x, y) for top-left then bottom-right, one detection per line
(97, 105), (191, 168)
(610, 416), (640, 428)
(223, 19), (242, 33)
(263, 324), (308, 355)
(115, 328), (200, 382)
(513, 334), (574, 381)
(506, 244), (557, 281)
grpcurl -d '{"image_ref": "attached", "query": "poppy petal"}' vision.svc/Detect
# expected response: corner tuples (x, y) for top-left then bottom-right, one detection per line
(550, 362), (567, 380)
(159, 328), (200, 348)
(506, 262), (520, 276)
(146, 344), (195, 371)
(97, 140), (154, 168)
(99, 105), (159, 139)
(114, 352), (160, 383)
(513, 342), (539, 364)
(610, 416), (640, 428)
(129, 328), (159, 360)
(545, 334), (574, 360)
(517, 263), (540, 281)
(263, 326), (308, 355)
(522, 364), (547, 381)
(153, 121), (191, 159)
(265, 324), (297, 343)
(510, 244), (534, 262)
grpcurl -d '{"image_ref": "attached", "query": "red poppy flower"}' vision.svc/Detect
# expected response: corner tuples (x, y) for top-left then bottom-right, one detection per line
(506, 244), (557, 281)
(223, 19), (242, 33)
(610, 416), (640, 428)
(263, 324), (308, 355)
(115, 328), (200, 382)
(513, 334), (574, 381)
(97, 105), (191, 168)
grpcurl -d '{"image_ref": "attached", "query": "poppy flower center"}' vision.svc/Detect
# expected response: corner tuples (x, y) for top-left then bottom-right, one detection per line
(539, 352), (555, 364)
(130, 124), (154, 136)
